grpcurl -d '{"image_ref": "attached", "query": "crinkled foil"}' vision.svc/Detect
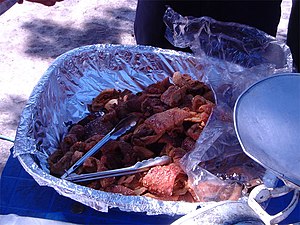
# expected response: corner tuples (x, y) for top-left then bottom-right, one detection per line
(14, 44), (225, 215)
(13, 35), (292, 215)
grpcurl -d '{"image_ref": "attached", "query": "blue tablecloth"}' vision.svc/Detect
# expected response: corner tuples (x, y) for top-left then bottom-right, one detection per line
(1, 149), (299, 224)
(0, 150), (180, 225)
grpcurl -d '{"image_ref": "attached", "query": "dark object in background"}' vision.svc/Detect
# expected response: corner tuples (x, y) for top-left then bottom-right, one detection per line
(287, 0), (299, 71)
(134, 0), (298, 71)
(134, 0), (281, 48)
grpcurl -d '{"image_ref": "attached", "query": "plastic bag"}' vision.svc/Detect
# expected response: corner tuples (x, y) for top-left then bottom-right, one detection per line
(163, 7), (293, 201)
(164, 7), (293, 69)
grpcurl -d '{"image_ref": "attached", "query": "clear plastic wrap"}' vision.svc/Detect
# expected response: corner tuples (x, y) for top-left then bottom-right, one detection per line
(163, 7), (293, 201)
(13, 8), (292, 216)
(164, 7), (293, 69)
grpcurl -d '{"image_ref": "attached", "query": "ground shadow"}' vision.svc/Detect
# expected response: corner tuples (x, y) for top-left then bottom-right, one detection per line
(21, 7), (136, 59)
(0, 94), (27, 130)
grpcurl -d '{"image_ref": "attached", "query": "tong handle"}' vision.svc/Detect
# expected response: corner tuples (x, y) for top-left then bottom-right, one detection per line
(61, 115), (138, 179)
(61, 132), (113, 179)
(65, 156), (171, 183)
(133, 155), (171, 169)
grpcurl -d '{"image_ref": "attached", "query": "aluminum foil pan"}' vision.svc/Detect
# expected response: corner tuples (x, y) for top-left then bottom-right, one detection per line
(13, 44), (288, 215)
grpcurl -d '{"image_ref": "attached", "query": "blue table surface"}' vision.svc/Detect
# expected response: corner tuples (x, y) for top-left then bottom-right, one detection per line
(1, 149), (299, 225)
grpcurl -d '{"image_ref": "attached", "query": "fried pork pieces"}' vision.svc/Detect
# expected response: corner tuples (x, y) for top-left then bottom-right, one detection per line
(48, 72), (261, 202)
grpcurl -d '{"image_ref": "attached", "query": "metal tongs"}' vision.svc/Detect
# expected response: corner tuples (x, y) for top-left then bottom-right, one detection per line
(61, 115), (139, 179)
(64, 155), (171, 183)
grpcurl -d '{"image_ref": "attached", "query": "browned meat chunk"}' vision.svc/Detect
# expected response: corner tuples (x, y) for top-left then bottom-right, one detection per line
(172, 72), (206, 95)
(118, 174), (143, 190)
(68, 124), (85, 140)
(90, 89), (120, 112)
(105, 185), (135, 196)
(193, 181), (242, 202)
(84, 134), (105, 153)
(100, 177), (116, 189)
(82, 157), (99, 173)
(84, 117), (114, 138)
(186, 123), (203, 141)
(133, 146), (155, 160)
(124, 92), (147, 113)
(60, 133), (78, 153)
(70, 142), (86, 153)
(49, 151), (73, 176)
(181, 137), (196, 152)
(144, 108), (191, 135)
(144, 77), (172, 94)
(131, 123), (162, 146)
(168, 147), (186, 164)
(141, 96), (168, 115)
(142, 163), (186, 197)
(203, 90), (215, 103)
(192, 95), (207, 112)
(48, 149), (64, 164)
(160, 85), (186, 107)
(199, 102), (214, 115)
(70, 151), (84, 165)
(118, 141), (138, 166)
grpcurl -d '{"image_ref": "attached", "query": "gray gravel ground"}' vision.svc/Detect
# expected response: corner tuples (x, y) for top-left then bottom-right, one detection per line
(0, 0), (137, 174)
(0, 0), (292, 175)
